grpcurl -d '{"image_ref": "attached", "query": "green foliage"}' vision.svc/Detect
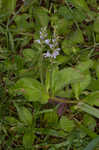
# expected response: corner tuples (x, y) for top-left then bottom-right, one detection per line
(14, 78), (49, 103)
(84, 136), (99, 150)
(1, 0), (16, 14)
(70, 0), (89, 10)
(15, 14), (34, 32)
(75, 60), (94, 72)
(0, 0), (99, 149)
(83, 114), (96, 131)
(44, 111), (58, 126)
(23, 48), (37, 62)
(52, 67), (83, 95)
(5, 116), (19, 125)
(23, 130), (34, 149)
(84, 91), (99, 106)
(94, 17), (99, 33)
(60, 116), (75, 132)
(15, 104), (33, 125)
(77, 103), (99, 119)
(33, 7), (49, 29)
(72, 72), (91, 99)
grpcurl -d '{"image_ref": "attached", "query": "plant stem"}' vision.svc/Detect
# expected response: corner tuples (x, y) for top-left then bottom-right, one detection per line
(49, 59), (53, 96)
(49, 97), (78, 104)
(39, 44), (44, 85)
(39, 54), (43, 84)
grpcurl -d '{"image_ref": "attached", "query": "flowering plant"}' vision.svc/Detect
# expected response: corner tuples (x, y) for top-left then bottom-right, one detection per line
(35, 27), (61, 59)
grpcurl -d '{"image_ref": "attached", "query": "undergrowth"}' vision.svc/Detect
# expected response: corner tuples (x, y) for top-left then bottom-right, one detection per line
(0, 0), (99, 150)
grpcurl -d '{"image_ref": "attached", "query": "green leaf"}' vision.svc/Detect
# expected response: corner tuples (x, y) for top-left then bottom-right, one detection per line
(96, 33), (99, 42)
(33, 7), (49, 28)
(15, 14), (34, 31)
(52, 67), (82, 95)
(87, 0), (97, 7)
(73, 8), (86, 22)
(84, 136), (99, 150)
(77, 102), (99, 119)
(23, 49), (36, 62)
(56, 89), (73, 99)
(72, 73), (91, 99)
(70, 30), (84, 44)
(23, 131), (34, 149)
(15, 78), (49, 104)
(1, 0), (16, 14)
(75, 60), (94, 72)
(84, 91), (99, 106)
(94, 17), (99, 33)
(45, 70), (50, 92)
(56, 55), (70, 64)
(44, 111), (58, 125)
(60, 116), (75, 132)
(55, 18), (71, 35)
(70, 0), (89, 11)
(74, 119), (98, 138)
(8, 32), (14, 51)
(61, 39), (72, 55)
(5, 116), (19, 125)
(14, 104), (33, 125)
(88, 79), (99, 91)
(35, 128), (67, 137)
(83, 114), (96, 131)
(96, 63), (99, 79)
(58, 6), (73, 20)
(62, 33), (83, 55)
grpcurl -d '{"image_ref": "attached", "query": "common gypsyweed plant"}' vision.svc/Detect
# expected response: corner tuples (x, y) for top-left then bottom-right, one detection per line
(34, 26), (61, 96)
(2, 1), (98, 149)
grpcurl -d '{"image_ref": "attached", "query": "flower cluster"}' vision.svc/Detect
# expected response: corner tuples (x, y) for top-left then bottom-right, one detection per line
(35, 27), (48, 44)
(35, 27), (61, 59)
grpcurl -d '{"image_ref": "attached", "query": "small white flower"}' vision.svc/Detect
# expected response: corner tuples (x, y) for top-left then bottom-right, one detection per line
(52, 50), (59, 58)
(43, 50), (59, 59)
(43, 51), (51, 58)
(39, 27), (48, 40)
(52, 38), (56, 42)
(56, 48), (61, 51)
(40, 35), (44, 40)
(45, 33), (48, 37)
(49, 44), (54, 49)
(45, 39), (50, 45)
(35, 39), (41, 44)
(40, 31), (42, 35)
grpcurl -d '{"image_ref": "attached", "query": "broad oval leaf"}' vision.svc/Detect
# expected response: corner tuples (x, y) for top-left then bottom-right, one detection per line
(15, 105), (33, 125)
(52, 67), (83, 95)
(5, 116), (19, 125)
(14, 78), (49, 104)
